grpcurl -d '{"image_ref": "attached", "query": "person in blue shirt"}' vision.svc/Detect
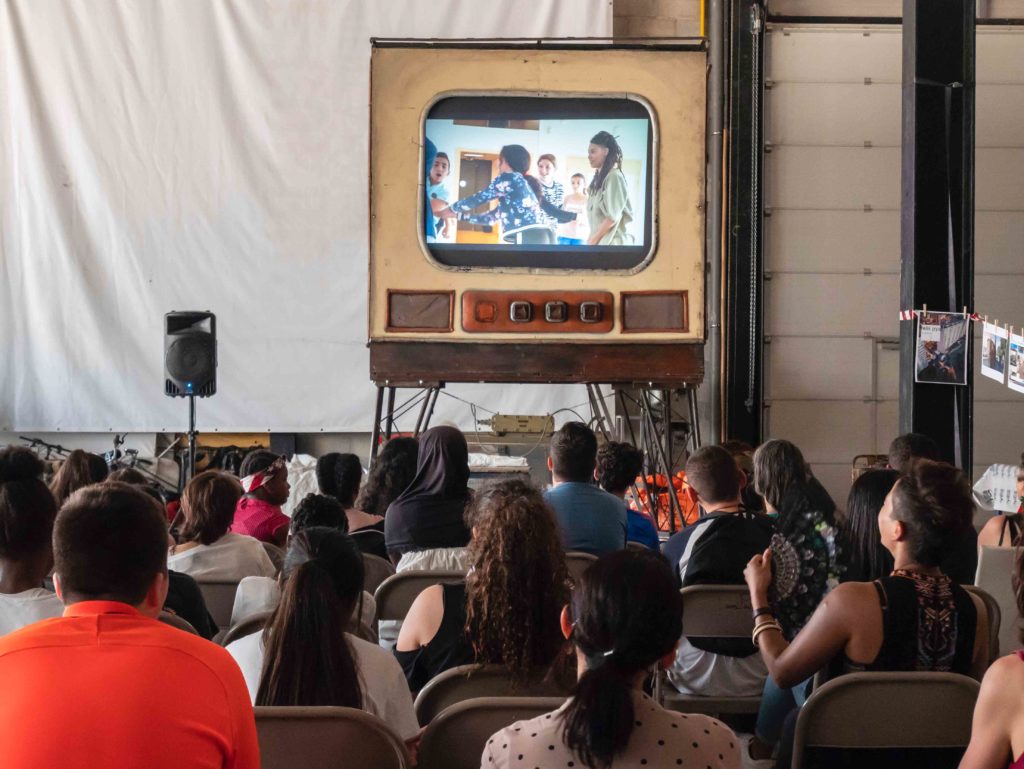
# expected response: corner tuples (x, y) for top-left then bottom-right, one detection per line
(542, 422), (626, 556)
(595, 442), (659, 550)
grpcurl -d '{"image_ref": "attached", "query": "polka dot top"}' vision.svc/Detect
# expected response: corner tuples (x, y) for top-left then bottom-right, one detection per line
(479, 690), (740, 769)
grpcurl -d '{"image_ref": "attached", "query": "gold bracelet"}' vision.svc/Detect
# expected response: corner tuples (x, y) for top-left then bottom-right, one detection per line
(751, 621), (782, 646)
(753, 615), (778, 629)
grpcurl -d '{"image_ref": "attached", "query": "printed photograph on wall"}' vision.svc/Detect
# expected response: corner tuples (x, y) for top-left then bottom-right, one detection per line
(980, 321), (1009, 383)
(1008, 332), (1024, 395)
(915, 311), (969, 385)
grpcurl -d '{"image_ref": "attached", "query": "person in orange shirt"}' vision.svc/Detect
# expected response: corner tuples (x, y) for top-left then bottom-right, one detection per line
(0, 482), (259, 769)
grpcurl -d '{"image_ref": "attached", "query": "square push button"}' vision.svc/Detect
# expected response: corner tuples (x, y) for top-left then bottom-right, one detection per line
(509, 301), (532, 323)
(579, 301), (603, 323)
(544, 301), (568, 323)
(474, 301), (497, 323)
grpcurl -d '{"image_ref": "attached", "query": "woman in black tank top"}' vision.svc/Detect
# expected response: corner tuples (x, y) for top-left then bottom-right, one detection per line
(742, 460), (988, 768)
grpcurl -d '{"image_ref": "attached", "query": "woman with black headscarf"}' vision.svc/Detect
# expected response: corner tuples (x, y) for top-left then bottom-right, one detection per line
(383, 426), (472, 571)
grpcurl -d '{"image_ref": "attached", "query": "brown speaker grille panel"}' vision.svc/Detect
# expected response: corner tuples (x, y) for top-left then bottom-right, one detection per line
(386, 290), (454, 332)
(621, 291), (689, 333)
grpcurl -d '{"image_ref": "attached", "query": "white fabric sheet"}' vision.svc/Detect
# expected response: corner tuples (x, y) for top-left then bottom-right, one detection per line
(0, 0), (609, 432)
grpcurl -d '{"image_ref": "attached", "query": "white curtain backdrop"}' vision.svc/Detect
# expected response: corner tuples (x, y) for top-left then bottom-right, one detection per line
(0, 0), (611, 432)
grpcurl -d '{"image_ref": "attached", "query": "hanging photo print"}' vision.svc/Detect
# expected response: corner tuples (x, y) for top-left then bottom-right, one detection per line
(1008, 331), (1024, 395)
(915, 311), (969, 385)
(980, 322), (1009, 383)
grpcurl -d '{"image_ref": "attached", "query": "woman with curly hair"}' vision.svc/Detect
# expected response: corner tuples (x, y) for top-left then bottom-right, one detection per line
(355, 437), (418, 519)
(394, 478), (570, 692)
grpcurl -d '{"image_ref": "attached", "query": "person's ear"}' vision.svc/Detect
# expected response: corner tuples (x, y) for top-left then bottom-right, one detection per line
(547, 456), (554, 473)
(892, 519), (906, 542)
(737, 468), (748, 491)
(593, 467), (600, 483)
(658, 640), (679, 670)
(53, 573), (64, 602)
(559, 605), (573, 641)
(140, 571), (170, 618)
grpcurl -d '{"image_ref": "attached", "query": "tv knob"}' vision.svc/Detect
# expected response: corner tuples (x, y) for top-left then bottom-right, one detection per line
(579, 301), (603, 323)
(509, 301), (532, 323)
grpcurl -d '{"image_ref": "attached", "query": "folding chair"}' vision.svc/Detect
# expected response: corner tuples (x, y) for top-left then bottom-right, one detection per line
(964, 583), (1002, 668)
(791, 672), (979, 769)
(418, 696), (566, 769)
(158, 611), (199, 635)
(659, 584), (762, 714)
(362, 552), (396, 595)
(565, 551), (598, 586)
(414, 663), (573, 726)
(261, 542), (285, 574)
(975, 546), (1022, 655)
(219, 610), (272, 647)
(196, 579), (240, 632)
(373, 570), (466, 624)
(255, 706), (408, 769)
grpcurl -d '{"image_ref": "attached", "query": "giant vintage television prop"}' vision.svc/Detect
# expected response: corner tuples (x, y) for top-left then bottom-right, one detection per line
(369, 40), (706, 385)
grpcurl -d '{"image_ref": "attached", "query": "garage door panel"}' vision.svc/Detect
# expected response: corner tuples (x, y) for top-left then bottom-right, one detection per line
(974, 401), (1024, 465)
(977, 149), (1024, 210)
(766, 28), (901, 84)
(976, 275), (1024, 326)
(767, 338), (872, 400)
(877, 342), (900, 400)
(766, 147), (900, 210)
(875, 399), (900, 454)
(978, 212), (1024, 274)
(766, 400), (877, 465)
(978, 30), (1024, 84)
(766, 210), (899, 273)
(766, 274), (899, 337)
(766, 83), (900, 146)
(977, 86), (1024, 146)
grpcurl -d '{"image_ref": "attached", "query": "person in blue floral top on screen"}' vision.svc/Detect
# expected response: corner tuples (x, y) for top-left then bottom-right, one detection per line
(438, 145), (573, 245)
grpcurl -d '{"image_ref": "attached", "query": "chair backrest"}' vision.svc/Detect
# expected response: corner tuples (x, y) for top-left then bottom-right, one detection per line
(220, 610), (272, 647)
(255, 706), (408, 769)
(975, 546), (1022, 655)
(262, 542), (285, 574)
(158, 611), (199, 635)
(373, 571), (466, 622)
(418, 696), (567, 769)
(679, 584), (754, 638)
(626, 540), (649, 552)
(791, 672), (980, 769)
(414, 663), (574, 726)
(196, 580), (241, 631)
(964, 584), (1002, 666)
(362, 552), (396, 595)
(564, 551), (598, 585)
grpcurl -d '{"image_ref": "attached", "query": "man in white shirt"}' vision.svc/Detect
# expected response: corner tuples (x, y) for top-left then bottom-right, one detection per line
(0, 448), (63, 636)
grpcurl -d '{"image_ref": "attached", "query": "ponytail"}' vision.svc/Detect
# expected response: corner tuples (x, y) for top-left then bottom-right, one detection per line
(559, 551), (683, 769)
(256, 530), (364, 707)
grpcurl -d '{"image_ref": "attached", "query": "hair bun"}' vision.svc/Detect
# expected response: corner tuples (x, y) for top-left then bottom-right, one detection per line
(0, 448), (45, 485)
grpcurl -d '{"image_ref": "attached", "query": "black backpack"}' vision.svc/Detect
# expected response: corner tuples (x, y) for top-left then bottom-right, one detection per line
(681, 511), (775, 656)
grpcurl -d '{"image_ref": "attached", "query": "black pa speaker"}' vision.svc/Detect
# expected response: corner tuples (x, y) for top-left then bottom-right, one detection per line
(164, 311), (217, 397)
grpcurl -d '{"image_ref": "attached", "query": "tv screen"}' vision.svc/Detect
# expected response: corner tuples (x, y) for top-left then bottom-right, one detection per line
(423, 96), (654, 270)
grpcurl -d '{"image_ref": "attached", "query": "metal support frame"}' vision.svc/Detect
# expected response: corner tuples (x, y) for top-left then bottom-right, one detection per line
(369, 384), (444, 464)
(706, 0), (726, 444)
(899, 0), (975, 469)
(724, 0), (766, 446)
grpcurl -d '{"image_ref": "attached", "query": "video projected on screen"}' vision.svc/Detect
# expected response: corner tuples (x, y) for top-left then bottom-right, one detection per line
(423, 96), (653, 270)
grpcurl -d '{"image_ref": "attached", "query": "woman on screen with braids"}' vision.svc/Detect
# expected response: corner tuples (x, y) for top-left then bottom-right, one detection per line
(438, 145), (574, 245)
(586, 131), (634, 246)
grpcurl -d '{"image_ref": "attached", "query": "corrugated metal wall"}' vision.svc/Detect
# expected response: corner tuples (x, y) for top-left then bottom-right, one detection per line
(763, 25), (1024, 510)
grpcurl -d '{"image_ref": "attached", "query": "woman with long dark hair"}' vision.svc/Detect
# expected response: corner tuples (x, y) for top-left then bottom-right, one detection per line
(355, 437), (418, 519)
(481, 550), (740, 769)
(317, 453), (386, 558)
(49, 449), (108, 507)
(840, 468), (899, 582)
(585, 131), (633, 246)
(225, 527), (418, 740)
(395, 478), (570, 692)
(439, 145), (574, 245)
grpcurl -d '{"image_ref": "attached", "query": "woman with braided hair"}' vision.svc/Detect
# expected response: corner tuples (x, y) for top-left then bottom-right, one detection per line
(481, 550), (740, 769)
(395, 478), (570, 692)
(585, 131), (634, 246)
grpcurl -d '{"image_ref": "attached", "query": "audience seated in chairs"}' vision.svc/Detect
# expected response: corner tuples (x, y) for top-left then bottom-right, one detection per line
(481, 549), (740, 769)
(595, 441), (659, 551)
(49, 449), (108, 507)
(356, 436), (419, 519)
(232, 451), (291, 548)
(169, 470), (277, 582)
(742, 459), (988, 769)
(0, 482), (258, 768)
(230, 494), (375, 629)
(225, 527), (419, 744)
(838, 469), (899, 582)
(664, 445), (774, 698)
(976, 451), (1024, 549)
(395, 478), (570, 693)
(0, 447), (63, 635)
(318, 453), (387, 559)
(888, 432), (977, 584)
(385, 426), (472, 571)
(960, 541), (1024, 769)
(543, 422), (627, 556)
